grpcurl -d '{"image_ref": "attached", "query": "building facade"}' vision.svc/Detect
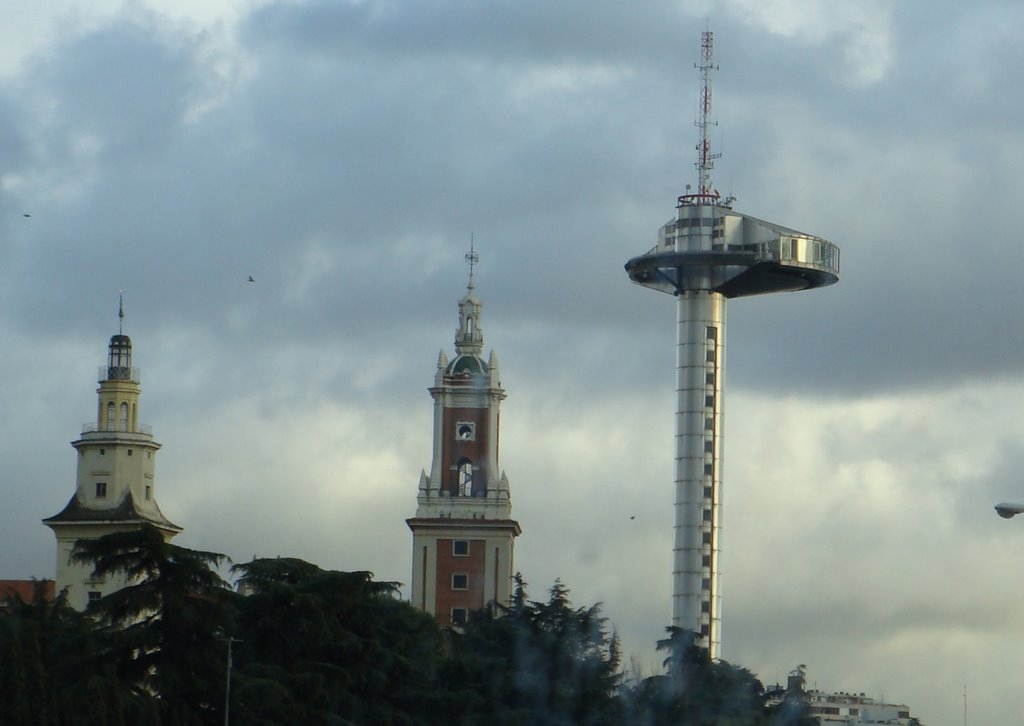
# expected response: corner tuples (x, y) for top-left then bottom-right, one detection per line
(765, 667), (919, 725)
(406, 266), (520, 625)
(43, 320), (180, 610)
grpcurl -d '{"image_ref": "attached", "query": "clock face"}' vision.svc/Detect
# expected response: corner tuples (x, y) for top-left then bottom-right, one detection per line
(456, 422), (474, 441)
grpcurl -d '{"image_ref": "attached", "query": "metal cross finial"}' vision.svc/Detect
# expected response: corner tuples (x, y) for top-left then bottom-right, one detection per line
(465, 234), (478, 288)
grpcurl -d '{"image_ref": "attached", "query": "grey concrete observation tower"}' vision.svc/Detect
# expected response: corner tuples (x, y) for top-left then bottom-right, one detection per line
(625, 31), (839, 660)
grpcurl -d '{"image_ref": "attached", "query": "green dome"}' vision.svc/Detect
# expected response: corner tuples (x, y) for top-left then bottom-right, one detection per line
(447, 354), (487, 376)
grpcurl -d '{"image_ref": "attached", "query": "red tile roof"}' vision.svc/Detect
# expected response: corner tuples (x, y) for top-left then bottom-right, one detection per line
(0, 579), (55, 604)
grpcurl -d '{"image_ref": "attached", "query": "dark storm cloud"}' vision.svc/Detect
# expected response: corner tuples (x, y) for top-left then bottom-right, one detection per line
(2, 0), (1022, 404)
(240, 0), (683, 66)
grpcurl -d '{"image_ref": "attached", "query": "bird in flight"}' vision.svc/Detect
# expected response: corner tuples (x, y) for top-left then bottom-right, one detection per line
(22, 213), (30, 218)
(248, 276), (255, 282)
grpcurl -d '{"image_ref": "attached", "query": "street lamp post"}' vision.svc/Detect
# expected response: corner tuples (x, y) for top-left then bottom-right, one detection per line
(219, 635), (242, 726)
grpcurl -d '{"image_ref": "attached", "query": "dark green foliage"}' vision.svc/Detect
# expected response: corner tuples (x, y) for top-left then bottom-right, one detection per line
(0, 582), (152, 726)
(230, 557), (445, 725)
(441, 575), (623, 725)
(621, 626), (770, 725)
(5, 537), (836, 725)
(71, 524), (236, 725)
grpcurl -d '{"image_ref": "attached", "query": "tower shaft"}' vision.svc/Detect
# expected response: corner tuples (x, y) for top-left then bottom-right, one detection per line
(625, 33), (839, 661)
(673, 290), (724, 654)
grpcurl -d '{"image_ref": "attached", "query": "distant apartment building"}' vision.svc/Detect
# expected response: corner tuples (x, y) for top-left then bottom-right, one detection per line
(803, 690), (915, 725)
(766, 667), (920, 725)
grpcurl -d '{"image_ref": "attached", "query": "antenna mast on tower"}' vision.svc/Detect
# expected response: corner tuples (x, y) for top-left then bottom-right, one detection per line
(681, 30), (727, 207)
(696, 29), (720, 199)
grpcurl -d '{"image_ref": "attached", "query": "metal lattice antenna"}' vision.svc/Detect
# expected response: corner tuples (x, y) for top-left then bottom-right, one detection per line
(695, 28), (721, 198)
(465, 234), (478, 290)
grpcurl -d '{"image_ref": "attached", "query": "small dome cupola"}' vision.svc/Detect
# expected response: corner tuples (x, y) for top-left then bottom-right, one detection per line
(106, 294), (133, 381)
(107, 334), (132, 380)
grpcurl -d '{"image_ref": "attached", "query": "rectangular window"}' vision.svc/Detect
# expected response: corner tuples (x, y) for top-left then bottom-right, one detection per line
(704, 440), (714, 453)
(704, 486), (712, 499)
(127, 449), (133, 456)
(99, 449), (105, 456)
(703, 509), (713, 521)
(451, 608), (467, 625)
(701, 578), (711, 590)
(453, 540), (469, 556)
(705, 394), (714, 407)
(705, 372), (715, 385)
(95, 482), (107, 498)
(145, 485), (152, 501)
(702, 532), (712, 544)
(705, 350), (715, 362)
(704, 417), (714, 431)
(702, 555), (711, 567)
(706, 326), (717, 340)
(704, 463), (713, 475)
(452, 573), (468, 590)
(701, 601), (711, 612)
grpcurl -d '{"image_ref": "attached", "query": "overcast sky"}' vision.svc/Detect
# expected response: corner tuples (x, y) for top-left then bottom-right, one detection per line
(3, 1), (1023, 723)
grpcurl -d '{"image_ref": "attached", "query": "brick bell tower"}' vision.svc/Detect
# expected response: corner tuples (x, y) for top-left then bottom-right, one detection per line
(407, 246), (521, 626)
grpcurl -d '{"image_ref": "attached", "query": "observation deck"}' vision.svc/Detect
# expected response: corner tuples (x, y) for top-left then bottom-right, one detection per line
(625, 201), (840, 297)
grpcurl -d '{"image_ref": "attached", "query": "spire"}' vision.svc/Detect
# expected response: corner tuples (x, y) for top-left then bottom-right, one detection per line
(118, 291), (124, 335)
(455, 236), (484, 355)
(466, 233), (478, 291)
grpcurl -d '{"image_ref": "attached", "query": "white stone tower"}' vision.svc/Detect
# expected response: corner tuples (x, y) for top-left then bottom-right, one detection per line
(625, 32), (839, 658)
(406, 247), (520, 625)
(43, 304), (180, 610)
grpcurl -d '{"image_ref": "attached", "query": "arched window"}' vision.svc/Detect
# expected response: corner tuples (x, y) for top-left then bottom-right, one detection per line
(457, 459), (473, 497)
(106, 402), (115, 430)
(120, 403), (128, 432)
